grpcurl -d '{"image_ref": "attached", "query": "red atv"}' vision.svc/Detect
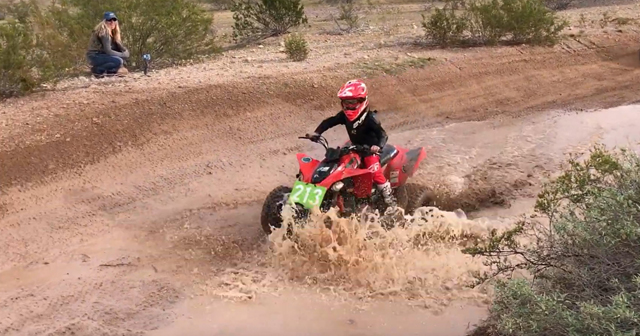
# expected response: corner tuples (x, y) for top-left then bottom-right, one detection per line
(260, 134), (430, 235)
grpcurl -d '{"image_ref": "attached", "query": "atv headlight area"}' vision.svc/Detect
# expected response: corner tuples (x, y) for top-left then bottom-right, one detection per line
(332, 181), (344, 191)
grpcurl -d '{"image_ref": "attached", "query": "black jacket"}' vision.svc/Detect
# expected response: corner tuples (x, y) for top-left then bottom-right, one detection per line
(314, 109), (388, 148)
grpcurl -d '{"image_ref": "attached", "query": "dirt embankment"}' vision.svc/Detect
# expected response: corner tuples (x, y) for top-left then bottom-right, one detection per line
(1, 31), (640, 193)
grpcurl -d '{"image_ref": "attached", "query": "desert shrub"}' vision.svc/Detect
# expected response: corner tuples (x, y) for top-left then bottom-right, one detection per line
(284, 32), (309, 61)
(231, 0), (308, 43)
(0, 0), (81, 98)
(0, 20), (38, 98)
(421, 0), (468, 46)
(333, 0), (361, 33)
(466, 0), (508, 45)
(465, 145), (640, 336)
(472, 278), (640, 336)
(499, 0), (567, 44)
(422, 0), (567, 46)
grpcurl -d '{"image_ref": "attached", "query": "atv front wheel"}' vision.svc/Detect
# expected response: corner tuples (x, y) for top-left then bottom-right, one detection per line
(260, 185), (292, 235)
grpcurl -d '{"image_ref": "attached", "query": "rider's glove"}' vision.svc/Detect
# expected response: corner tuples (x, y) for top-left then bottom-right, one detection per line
(370, 145), (381, 154)
(309, 133), (321, 141)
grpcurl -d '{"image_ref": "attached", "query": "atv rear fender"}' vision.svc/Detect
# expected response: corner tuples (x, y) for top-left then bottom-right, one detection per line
(385, 147), (426, 187)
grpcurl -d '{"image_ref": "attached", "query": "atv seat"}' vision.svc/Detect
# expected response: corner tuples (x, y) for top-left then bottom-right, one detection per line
(343, 141), (399, 167)
(379, 144), (399, 166)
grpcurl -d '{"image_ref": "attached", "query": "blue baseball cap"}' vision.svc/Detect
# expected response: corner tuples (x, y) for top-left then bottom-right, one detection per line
(104, 11), (117, 21)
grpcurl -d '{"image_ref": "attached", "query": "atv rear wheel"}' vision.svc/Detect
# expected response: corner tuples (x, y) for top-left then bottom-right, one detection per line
(394, 184), (409, 211)
(413, 186), (436, 210)
(396, 183), (436, 215)
(260, 185), (292, 235)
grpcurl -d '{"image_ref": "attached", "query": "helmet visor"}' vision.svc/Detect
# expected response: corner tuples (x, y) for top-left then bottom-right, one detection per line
(341, 99), (360, 110)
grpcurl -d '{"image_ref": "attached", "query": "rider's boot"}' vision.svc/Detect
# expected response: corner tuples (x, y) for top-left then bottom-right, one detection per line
(377, 181), (397, 208)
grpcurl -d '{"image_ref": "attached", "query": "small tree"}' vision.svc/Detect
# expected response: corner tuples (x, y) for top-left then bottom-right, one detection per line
(465, 145), (640, 336)
(231, 0), (308, 43)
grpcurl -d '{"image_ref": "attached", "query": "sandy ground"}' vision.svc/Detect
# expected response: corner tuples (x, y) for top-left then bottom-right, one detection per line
(2, 2), (640, 335)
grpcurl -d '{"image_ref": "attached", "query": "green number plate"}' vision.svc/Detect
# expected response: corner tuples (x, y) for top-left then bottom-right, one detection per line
(288, 180), (328, 210)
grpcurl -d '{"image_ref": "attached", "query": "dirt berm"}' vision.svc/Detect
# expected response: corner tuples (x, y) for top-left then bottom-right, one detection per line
(1, 32), (640, 192)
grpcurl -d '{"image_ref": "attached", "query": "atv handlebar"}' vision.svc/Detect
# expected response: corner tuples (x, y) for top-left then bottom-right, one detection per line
(300, 134), (372, 155)
(300, 133), (329, 149)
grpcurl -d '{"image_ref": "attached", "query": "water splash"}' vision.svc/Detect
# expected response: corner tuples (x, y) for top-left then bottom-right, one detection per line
(202, 204), (509, 310)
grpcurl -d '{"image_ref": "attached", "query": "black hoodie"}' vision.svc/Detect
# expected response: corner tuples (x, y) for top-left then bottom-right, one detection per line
(314, 108), (388, 151)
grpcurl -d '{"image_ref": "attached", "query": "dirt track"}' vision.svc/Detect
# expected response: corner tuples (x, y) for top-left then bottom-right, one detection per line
(2, 19), (640, 335)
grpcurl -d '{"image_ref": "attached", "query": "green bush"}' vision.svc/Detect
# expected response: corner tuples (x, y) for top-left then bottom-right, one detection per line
(50, 0), (219, 69)
(474, 278), (640, 336)
(421, 1), (468, 46)
(0, 20), (38, 98)
(284, 32), (309, 61)
(422, 0), (567, 47)
(465, 145), (640, 336)
(334, 0), (361, 33)
(231, 0), (308, 43)
(499, 0), (567, 44)
(0, 0), (218, 98)
(466, 0), (508, 45)
(0, 0), (78, 98)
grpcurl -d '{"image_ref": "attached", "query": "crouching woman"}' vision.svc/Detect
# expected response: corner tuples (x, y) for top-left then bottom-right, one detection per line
(86, 12), (130, 78)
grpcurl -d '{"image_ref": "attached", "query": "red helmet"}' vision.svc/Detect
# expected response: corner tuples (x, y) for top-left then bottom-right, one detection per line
(337, 79), (369, 122)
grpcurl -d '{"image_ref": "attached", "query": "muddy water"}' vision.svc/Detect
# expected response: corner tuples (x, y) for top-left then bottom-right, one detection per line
(150, 292), (486, 336)
(147, 105), (640, 336)
(395, 106), (640, 184)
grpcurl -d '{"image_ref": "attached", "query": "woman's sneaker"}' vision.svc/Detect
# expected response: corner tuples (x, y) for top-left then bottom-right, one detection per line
(115, 67), (129, 77)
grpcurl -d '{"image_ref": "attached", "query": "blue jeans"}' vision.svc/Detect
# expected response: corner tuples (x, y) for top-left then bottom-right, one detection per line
(87, 53), (123, 75)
